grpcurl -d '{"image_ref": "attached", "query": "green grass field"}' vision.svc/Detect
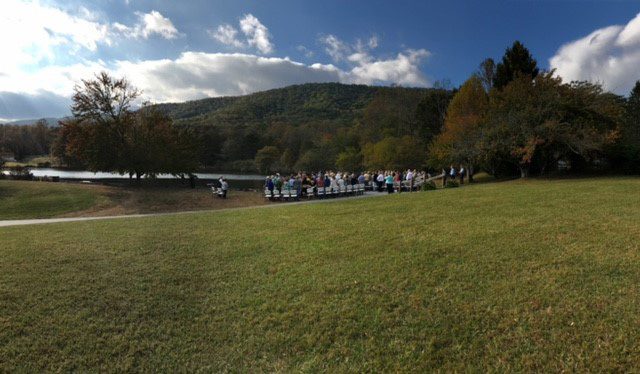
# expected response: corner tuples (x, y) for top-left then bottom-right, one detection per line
(0, 180), (108, 219)
(1, 177), (639, 371)
(0, 180), (266, 219)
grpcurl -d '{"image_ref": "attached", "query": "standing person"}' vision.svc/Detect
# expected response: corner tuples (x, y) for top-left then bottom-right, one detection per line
(406, 169), (414, 192)
(265, 176), (274, 197)
(385, 173), (395, 194)
(394, 171), (402, 193)
(449, 165), (457, 181)
(377, 173), (385, 192)
(316, 173), (325, 198)
(459, 166), (466, 185)
(294, 175), (302, 200)
(275, 174), (283, 195)
(221, 178), (229, 198)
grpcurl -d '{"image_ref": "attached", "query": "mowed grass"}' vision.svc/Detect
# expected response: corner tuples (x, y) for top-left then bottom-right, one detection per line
(0, 180), (266, 219)
(0, 180), (108, 219)
(1, 177), (640, 371)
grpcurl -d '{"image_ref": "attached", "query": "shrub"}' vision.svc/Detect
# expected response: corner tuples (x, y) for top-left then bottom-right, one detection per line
(421, 180), (437, 191)
(445, 180), (459, 188)
(9, 166), (33, 180)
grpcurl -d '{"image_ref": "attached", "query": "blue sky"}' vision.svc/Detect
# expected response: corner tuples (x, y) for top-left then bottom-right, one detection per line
(2, 0), (640, 120)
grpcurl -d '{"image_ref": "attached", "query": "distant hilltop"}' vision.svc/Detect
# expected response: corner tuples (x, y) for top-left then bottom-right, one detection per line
(0, 117), (62, 126)
(154, 82), (434, 128)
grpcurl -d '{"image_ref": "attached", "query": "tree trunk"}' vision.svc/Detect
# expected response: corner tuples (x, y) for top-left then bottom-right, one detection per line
(468, 166), (475, 183)
(136, 172), (141, 183)
(519, 165), (530, 178)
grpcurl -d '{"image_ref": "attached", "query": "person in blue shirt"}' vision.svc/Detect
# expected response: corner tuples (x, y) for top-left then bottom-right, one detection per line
(385, 173), (394, 194)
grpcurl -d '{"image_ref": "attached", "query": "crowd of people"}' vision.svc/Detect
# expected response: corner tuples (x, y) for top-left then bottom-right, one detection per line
(263, 170), (430, 199)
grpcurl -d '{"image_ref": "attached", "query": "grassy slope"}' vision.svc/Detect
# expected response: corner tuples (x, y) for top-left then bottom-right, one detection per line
(0, 180), (266, 219)
(0, 180), (107, 219)
(1, 178), (640, 371)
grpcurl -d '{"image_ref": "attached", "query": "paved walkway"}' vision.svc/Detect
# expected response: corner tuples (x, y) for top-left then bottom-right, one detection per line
(0, 191), (389, 228)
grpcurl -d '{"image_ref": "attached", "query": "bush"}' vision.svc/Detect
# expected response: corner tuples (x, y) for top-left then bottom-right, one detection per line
(445, 180), (459, 188)
(421, 180), (437, 191)
(9, 166), (33, 180)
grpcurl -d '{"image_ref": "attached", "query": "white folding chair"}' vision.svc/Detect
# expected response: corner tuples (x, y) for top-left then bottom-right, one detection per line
(281, 189), (290, 200)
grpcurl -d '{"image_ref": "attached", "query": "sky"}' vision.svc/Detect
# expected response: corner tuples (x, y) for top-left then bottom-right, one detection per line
(2, 0), (640, 121)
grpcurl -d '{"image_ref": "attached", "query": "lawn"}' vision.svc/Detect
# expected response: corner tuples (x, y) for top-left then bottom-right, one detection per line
(1, 177), (639, 371)
(0, 180), (266, 219)
(0, 180), (108, 219)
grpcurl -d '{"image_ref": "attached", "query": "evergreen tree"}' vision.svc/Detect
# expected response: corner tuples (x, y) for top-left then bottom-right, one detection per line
(494, 41), (539, 89)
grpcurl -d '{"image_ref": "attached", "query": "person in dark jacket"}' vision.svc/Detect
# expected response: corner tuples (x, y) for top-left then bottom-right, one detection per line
(265, 176), (274, 197)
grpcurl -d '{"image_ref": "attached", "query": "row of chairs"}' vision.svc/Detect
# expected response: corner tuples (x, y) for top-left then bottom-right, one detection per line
(265, 184), (366, 201)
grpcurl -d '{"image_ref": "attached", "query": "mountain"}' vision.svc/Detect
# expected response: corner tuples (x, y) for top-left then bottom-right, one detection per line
(1, 117), (61, 126)
(151, 82), (451, 172)
(155, 82), (431, 128)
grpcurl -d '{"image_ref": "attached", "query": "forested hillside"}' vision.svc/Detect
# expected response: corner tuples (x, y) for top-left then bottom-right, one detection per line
(156, 83), (381, 127)
(153, 83), (452, 172)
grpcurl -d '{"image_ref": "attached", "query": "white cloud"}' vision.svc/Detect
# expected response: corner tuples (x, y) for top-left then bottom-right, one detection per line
(114, 10), (180, 40)
(320, 34), (350, 62)
(114, 52), (340, 102)
(209, 24), (244, 48)
(550, 13), (640, 94)
(297, 45), (314, 58)
(210, 14), (273, 54)
(0, 0), (111, 72)
(239, 14), (273, 54)
(348, 49), (430, 86)
(368, 35), (379, 49)
(0, 60), (108, 96)
(320, 34), (430, 86)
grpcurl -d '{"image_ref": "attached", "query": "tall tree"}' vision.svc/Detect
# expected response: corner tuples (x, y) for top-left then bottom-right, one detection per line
(477, 58), (496, 92)
(483, 73), (622, 177)
(415, 89), (454, 146)
(494, 41), (539, 89)
(65, 72), (141, 173)
(57, 72), (199, 178)
(363, 136), (425, 170)
(428, 75), (488, 181)
(255, 146), (281, 174)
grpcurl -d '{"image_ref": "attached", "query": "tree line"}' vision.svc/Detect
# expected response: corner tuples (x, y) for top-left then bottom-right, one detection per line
(0, 120), (54, 162)
(429, 41), (640, 178)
